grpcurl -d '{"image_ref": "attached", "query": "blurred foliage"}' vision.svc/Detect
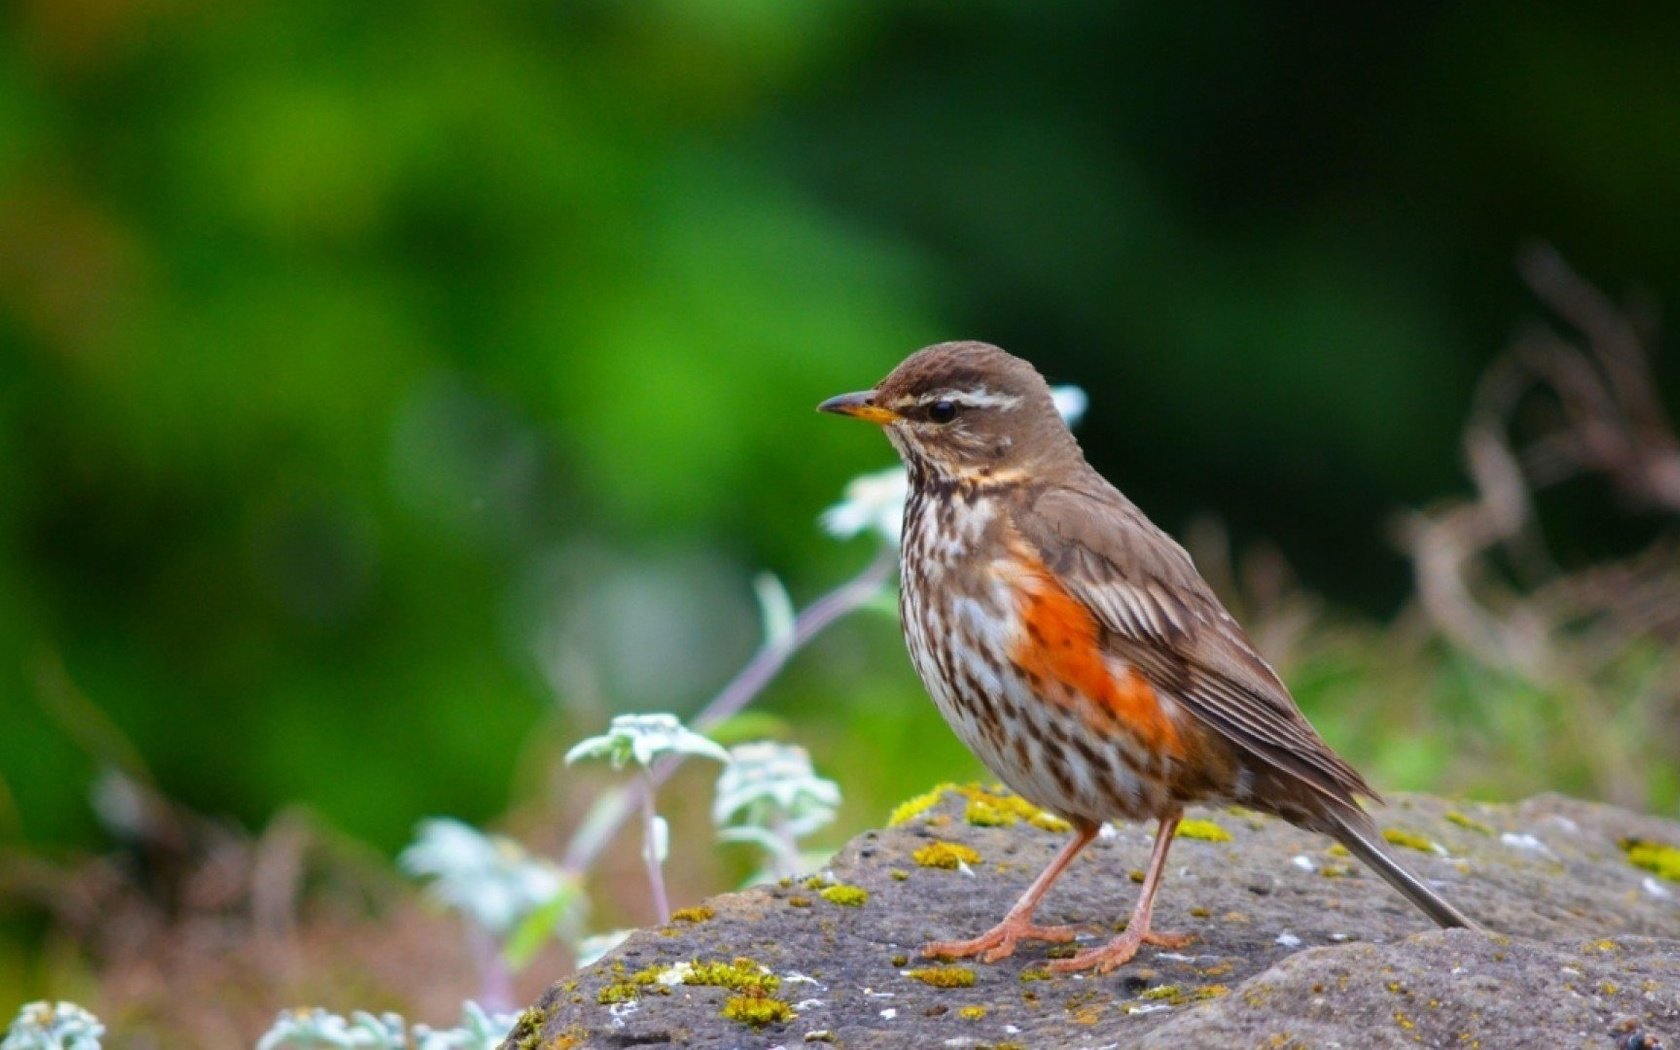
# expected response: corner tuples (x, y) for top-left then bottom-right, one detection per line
(2, 0), (1678, 1019)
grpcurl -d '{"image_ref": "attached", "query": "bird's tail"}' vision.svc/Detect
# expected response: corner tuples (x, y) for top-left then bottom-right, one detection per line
(1324, 807), (1483, 932)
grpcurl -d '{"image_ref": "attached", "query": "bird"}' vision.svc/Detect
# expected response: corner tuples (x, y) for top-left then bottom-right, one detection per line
(818, 341), (1480, 974)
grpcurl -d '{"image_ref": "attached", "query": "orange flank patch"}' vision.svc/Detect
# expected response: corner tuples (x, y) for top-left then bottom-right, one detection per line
(1009, 559), (1184, 758)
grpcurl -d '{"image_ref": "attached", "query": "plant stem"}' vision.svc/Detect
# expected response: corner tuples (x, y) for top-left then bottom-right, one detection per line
(640, 769), (670, 924)
(471, 924), (515, 1014)
(561, 545), (896, 874)
(771, 811), (798, 879)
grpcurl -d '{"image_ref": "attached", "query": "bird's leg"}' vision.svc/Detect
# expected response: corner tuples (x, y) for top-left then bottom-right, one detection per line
(922, 821), (1099, 964)
(1050, 812), (1192, 974)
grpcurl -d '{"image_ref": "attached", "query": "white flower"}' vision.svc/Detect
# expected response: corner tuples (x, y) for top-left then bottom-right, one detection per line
(255, 1004), (516, 1050)
(575, 928), (634, 968)
(564, 713), (730, 771)
(411, 1002), (520, 1050)
(254, 1008), (404, 1050)
(1050, 384), (1088, 429)
(712, 742), (841, 839)
(3, 1002), (105, 1050)
(820, 466), (909, 545)
(398, 818), (580, 938)
(821, 385), (1089, 547)
(753, 573), (796, 650)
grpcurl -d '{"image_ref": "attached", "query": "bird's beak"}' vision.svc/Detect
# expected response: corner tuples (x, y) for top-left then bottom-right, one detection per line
(817, 390), (900, 425)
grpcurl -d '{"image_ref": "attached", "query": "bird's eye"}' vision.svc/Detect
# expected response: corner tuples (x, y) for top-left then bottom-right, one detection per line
(928, 400), (959, 424)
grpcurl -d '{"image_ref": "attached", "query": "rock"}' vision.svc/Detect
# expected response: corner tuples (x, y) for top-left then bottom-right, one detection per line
(503, 786), (1680, 1048)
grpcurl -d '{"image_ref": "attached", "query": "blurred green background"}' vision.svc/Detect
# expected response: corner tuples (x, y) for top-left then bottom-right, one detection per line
(3, 0), (1677, 904)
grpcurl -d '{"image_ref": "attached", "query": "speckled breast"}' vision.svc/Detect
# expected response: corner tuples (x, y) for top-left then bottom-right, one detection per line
(897, 484), (1169, 826)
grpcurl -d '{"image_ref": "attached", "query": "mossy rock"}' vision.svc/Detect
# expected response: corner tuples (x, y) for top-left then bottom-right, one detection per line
(503, 791), (1680, 1048)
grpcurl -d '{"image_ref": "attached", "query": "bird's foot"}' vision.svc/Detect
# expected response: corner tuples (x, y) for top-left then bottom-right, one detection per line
(1046, 927), (1192, 975)
(922, 916), (1087, 964)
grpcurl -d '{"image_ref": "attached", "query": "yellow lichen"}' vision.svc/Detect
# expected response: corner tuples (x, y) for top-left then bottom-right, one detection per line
(1141, 985), (1181, 1000)
(889, 782), (1072, 832)
(819, 884), (869, 907)
(684, 958), (781, 995)
(1176, 819), (1233, 843)
(507, 1005), (546, 1050)
(1019, 968), (1052, 982)
(787, 895), (812, 908)
(1621, 838), (1680, 881)
(913, 841), (982, 869)
(594, 963), (676, 1005)
(890, 868), (909, 881)
(964, 796), (1014, 826)
(1189, 906), (1211, 918)
(1382, 828), (1438, 853)
(906, 965), (977, 988)
(889, 786), (950, 826)
(957, 1005), (988, 1020)
(1031, 812), (1074, 832)
(670, 906), (715, 923)
(890, 953), (908, 967)
(1326, 843), (1350, 858)
(721, 995), (794, 1028)
(1444, 811), (1494, 836)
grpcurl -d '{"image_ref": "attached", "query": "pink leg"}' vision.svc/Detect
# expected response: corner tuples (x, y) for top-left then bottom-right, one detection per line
(922, 822), (1099, 964)
(1049, 812), (1192, 974)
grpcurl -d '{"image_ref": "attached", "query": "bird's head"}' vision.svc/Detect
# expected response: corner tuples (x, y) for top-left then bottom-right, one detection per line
(819, 341), (1081, 484)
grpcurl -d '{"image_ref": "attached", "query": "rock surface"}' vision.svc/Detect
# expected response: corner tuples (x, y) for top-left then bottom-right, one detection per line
(504, 787), (1680, 1048)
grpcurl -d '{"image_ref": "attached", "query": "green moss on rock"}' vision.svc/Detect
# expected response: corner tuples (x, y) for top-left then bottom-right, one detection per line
(1622, 838), (1680, 881)
(906, 965), (977, 988)
(888, 786), (949, 826)
(721, 994), (794, 1028)
(913, 841), (982, 869)
(1176, 819), (1233, 843)
(888, 781), (1071, 832)
(683, 958), (780, 995)
(1445, 811), (1495, 836)
(1382, 828), (1438, 853)
(819, 884), (869, 907)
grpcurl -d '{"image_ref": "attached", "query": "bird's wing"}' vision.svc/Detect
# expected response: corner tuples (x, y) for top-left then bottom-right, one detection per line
(1015, 479), (1377, 807)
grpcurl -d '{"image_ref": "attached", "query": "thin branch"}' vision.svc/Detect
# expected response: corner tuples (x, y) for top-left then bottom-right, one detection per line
(560, 545), (897, 874)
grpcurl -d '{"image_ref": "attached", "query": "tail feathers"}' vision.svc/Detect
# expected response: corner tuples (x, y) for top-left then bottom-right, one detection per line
(1326, 809), (1484, 932)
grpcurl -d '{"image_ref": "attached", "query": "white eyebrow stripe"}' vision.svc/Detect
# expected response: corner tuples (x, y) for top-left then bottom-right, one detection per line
(921, 388), (1023, 410)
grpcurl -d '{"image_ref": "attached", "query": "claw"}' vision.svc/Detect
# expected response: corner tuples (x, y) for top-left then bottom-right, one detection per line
(922, 918), (1085, 963)
(1047, 927), (1192, 974)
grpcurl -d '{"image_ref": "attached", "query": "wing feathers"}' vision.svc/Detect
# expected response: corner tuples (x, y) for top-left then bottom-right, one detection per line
(1015, 478), (1377, 807)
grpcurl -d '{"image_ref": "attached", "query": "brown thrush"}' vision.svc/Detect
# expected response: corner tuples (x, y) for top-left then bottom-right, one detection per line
(820, 341), (1479, 974)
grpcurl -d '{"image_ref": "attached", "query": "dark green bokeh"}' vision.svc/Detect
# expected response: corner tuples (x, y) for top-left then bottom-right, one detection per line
(2, 2), (1675, 869)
